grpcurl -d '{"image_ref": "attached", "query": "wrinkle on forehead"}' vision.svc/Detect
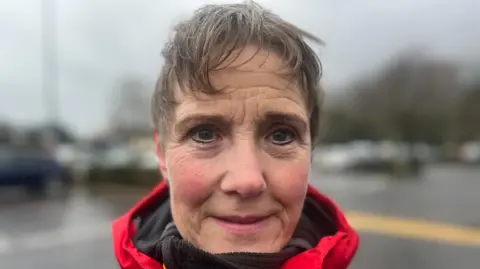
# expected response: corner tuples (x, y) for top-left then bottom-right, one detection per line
(174, 46), (303, 100)
(170, 47), (309, 134)
(175, 86), (307, 125)
(210, 47), (299, 95)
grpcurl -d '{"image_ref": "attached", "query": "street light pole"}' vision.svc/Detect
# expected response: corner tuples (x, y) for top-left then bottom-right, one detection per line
(41, 0), (59, 146)
(42, 0), (59, 126)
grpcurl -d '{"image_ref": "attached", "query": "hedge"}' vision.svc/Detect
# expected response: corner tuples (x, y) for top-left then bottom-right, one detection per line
(86, 166), (162, 187)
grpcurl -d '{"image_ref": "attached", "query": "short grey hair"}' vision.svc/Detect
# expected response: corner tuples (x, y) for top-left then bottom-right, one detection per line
(152, 1), (324, 147)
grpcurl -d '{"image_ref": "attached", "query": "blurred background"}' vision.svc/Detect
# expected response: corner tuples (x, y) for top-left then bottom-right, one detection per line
(0, 0), (479, 268)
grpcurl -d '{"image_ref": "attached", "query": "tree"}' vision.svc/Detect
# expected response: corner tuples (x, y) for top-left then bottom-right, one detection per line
(345, 51), (460, 145)
(457, 85), (480, 142)
(0, 122), (13, 143)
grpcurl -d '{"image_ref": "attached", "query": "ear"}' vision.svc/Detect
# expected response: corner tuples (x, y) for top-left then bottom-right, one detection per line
(153, 130), (168, 179)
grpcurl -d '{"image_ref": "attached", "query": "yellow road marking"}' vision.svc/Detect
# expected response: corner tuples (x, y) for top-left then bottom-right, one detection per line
(346, 211), (480, 247)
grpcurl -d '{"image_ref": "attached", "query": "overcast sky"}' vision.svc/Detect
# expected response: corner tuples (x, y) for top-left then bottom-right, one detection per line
(1, 0), (479, 136)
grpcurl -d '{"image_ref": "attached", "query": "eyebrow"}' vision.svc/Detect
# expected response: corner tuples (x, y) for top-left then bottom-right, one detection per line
(261, 111), (308, 132)
(175, 111), (307, 134)
(174, 114), (232, 135)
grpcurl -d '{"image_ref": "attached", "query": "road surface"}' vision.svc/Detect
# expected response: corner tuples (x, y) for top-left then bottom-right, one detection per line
(0, 164), (479, 268)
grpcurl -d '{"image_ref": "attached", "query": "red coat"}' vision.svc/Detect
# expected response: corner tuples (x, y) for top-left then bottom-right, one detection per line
(112, 181), (359, 269)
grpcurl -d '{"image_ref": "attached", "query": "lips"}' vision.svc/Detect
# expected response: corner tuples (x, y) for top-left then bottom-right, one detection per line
(216, 215), (268, 224)
(212, 215), (271, 235)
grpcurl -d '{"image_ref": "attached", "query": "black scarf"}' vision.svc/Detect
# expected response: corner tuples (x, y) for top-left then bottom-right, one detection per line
(133, 197), (337, 269)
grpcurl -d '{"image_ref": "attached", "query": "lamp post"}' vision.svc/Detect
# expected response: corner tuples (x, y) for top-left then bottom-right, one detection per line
(41, 0), (59, 147)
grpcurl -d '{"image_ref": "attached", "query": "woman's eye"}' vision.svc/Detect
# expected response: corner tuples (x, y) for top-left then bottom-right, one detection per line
(269, 128), (295, 145)
(190, 127), (217, 144)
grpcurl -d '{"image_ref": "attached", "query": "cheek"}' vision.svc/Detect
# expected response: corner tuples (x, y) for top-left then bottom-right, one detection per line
(167, 152), (211, 206)
(270, 159), (310, 205)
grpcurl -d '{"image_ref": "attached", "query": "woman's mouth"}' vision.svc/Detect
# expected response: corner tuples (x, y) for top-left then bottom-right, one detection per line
(212, 215), (271, 235)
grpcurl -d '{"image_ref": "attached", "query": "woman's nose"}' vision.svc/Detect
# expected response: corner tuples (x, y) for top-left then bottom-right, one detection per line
(219, 141), (267, 198)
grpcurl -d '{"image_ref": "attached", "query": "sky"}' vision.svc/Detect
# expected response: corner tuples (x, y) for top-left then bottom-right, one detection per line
(1, 0), (479, 136)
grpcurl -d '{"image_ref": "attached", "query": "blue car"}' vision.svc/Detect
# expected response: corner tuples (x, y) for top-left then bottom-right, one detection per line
(0, 144), (70, 194)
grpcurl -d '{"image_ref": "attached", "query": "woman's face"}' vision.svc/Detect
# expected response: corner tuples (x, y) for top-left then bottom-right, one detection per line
(157, 47), (311, 254)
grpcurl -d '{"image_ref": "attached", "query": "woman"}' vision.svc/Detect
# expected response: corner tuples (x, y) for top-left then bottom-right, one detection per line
(112, 2), (359, 269)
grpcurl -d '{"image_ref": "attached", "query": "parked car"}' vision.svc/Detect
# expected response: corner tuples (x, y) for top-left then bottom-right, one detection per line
(314, 141), (426, 176)
(0, 144), (71, 195)
(459, 141), (480, 164)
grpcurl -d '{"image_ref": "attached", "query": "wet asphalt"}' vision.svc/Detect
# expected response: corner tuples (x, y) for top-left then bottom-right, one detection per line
(0, 164), (479, 268)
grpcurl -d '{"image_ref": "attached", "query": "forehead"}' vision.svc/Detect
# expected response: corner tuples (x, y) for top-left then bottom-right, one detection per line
(173, 47), (308, 121)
